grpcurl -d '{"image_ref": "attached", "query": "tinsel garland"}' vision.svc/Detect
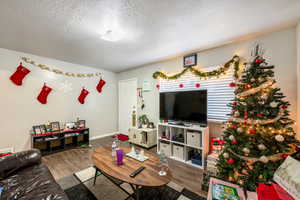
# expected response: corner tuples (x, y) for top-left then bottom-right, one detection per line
(229, 109), (284, 125)
(152, 55), (240, 80)
(237, 79), (275, 98)
(228, 148), (291, 163)
(21, 57), (102, 78)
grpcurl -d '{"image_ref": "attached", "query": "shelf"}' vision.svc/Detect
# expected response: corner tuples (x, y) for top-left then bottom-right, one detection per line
(159, 138), (171, 142)
(185, 160), (203, 169)
(186, 144), (202, 150)
(170, 156), (185, 162)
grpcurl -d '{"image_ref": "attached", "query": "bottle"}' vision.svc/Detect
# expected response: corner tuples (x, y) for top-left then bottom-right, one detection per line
(112, 140), (117, 160)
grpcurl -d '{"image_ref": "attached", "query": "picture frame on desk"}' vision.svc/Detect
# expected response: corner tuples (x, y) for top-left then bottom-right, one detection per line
(78, 120), (86, 128)
(50, 122), (60, 131)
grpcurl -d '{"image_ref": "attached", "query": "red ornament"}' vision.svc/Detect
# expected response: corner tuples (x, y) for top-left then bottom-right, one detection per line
(229, 82), (236, 88)
(156, 84), (160, 89)
(227, 158), (235, 165)
(230, 125), (237, 129)
(257, 113), (264, 118)
(248, 128), (256, 134)
(10, 62), (31, 86)
(244, 111), (248, 120)
(78, 88), (89, 104)
(179, 84), (184, 88)
(231, 140), (238, 145)
(281, 154), (288, 159)
(281, 105), (288, 109)
(255, 58), (263, 64)
(195, 83), (201, 88)
(232, 101), (237, 106)
(37, 84), (52, 104)
(96, 79), (106, 93)
(243, 84), (251, 89)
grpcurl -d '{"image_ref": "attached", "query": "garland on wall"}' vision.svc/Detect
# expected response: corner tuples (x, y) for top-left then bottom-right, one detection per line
(152, 55), (240, 80)
(21, 57), (102, 78)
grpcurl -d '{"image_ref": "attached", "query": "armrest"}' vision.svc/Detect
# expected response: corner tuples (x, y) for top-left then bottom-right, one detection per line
(0, 149), (41, 179)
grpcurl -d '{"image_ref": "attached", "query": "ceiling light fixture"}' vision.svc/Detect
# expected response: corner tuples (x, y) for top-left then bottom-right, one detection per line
(101, 30), (123, 42)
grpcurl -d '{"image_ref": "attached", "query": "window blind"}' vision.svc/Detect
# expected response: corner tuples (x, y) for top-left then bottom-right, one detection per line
(159, 66), (234, 121)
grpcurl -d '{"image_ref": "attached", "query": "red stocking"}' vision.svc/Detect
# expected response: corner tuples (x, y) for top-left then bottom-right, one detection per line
(96, 79), (106, 93)
(10, 63), (30, 86)
(78, 88), (89, 104)
(37, 84), (52, 104)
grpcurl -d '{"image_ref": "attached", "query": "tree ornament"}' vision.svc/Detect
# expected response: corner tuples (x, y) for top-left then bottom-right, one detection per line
(258, 100), (265, 105)
(242, 169), (248, 174)
(232, 101), (237, 106)
(78, 88), (89, 104)
(195, 83), (201, 88)
(243, 84), (251, 89)
(228, 176), (234, 182)
(238, 180), (244, 185)
(275, 134), (284, 142)
(281, 154), (288, 159)
(270, 102), (277, 108)
(259, 156), (269, 163)
(250, 78), (255, 82)
(227, 158), (235, 165)
(230, 125), (237, 129)
(256, 113), (264, 118)
(229, 82), (236, 88)
(10, 63), (31, 86)
(179, 83), (184, 88)
(255, 58), (263, 64)
(287, 132), (294, 136)
(156, 84), (160, 89)
(248, 128), (256, 134)
(242, 148), (250, 154)
(229, 135), (235, 140)
(237, 127), (244, 133)
(231, 140), (238, 145)
(234, 111), (240, 117)
(259, 175), (263, 180)
(258, 144), (266, 150)
(281, 105), (288, 109)
(37, 84), (52, 104)
(223, 152), (229, 158)
(96, 79), (106, 93)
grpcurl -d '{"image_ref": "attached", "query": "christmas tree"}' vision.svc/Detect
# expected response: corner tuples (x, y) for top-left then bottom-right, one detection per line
(217, 46), (299, 191)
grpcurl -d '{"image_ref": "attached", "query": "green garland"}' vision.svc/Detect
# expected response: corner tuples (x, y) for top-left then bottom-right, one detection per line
(152, 55), (240, 80)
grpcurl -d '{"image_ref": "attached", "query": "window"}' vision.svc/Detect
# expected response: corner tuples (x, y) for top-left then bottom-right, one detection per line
(159, 66), (234, 121)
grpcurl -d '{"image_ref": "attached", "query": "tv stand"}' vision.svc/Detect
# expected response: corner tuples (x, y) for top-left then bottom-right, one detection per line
(168, 121), (185, 126)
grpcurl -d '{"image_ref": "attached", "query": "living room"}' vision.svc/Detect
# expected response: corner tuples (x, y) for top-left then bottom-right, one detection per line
(1, 1), (300, 200)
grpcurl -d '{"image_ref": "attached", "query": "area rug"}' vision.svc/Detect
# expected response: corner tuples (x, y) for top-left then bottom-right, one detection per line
(58, 167), (206, 200)
(112, 134), (129, 141)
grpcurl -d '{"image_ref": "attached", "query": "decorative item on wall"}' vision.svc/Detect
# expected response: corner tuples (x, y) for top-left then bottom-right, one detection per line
(78, 88), (89, 104)
(37, 83), (53, 104)
(137, 88), (145, 110)
(21, 57), (102, 78)
(216, 45), (299, 192)
(152, 55), (240, 80)
(142, 80), (151, 91)
(183, 54), (197, 67)
(96, 78), (106, 93)
(10, 62), (31, 86)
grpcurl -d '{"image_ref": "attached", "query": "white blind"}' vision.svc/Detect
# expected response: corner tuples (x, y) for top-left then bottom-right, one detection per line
(159, 66), (234, 121)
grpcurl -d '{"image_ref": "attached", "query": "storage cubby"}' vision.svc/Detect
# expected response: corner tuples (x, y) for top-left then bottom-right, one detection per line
(157, 123), (209, 169)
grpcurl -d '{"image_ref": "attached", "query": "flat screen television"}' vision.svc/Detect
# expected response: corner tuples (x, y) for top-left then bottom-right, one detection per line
(160, 90), (207, 125)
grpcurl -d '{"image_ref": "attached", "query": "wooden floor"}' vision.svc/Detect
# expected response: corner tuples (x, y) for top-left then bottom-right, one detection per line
(42, 136), (206, 197)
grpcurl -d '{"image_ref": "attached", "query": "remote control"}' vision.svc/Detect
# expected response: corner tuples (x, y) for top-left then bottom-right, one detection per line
(129, 166), (145, 178)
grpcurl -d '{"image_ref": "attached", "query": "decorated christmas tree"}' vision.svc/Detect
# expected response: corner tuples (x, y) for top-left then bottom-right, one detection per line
(217, 46), (299, 191)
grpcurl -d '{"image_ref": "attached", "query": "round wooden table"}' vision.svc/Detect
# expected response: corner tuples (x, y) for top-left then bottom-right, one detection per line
(92, 146), (172, 200)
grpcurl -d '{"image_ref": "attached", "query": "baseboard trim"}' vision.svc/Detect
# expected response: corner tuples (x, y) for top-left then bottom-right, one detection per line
(90, 132), (119, 141)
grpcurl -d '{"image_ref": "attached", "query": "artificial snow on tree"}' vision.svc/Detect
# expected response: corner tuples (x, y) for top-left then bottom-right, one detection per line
(217, 49), (299, 191)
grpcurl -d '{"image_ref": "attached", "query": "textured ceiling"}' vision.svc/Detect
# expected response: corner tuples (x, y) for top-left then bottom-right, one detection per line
(0, 0), (300, 72)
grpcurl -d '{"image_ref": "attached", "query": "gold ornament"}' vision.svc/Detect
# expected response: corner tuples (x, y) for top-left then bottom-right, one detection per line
(275, 134), (284, 142)
(242, 148), (250, 154)
(258, 144), (266, 150)
(237, 127), (244, 133)
(223, 152), (229, 158)
(259, 156), (269, 163)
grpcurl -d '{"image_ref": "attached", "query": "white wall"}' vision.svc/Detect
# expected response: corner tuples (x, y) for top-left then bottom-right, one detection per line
(118, 28), (298, 138)
(297, 22), (300, 139)
(0, 48), (118, 152)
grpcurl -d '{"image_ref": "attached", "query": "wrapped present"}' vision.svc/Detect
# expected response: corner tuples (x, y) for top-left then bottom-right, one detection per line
(210, 137), (225, 153)
(256, 183), (294, 200)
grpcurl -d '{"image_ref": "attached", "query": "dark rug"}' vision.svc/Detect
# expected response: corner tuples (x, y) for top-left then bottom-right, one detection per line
(64, 183), (97, 200)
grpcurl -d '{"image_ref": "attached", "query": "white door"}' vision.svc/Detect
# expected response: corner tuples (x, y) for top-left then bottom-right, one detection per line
(118, 78), (137, 135)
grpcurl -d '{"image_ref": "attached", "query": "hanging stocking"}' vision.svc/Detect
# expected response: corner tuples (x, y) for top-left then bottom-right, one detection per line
(10, 63), (30, 86)
(37, 84), (52, 104)
(78, 88), (89, 104)
(96, 79), (106, 93)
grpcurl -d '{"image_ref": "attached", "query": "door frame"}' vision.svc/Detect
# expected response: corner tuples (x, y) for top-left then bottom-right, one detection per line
(118, 78), (138, 135)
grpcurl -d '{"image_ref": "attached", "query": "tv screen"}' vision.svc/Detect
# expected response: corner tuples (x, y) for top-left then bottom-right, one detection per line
(160, 90), (207, 124)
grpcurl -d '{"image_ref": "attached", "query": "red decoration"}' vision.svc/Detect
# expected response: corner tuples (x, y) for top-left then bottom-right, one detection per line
(156, 84), (160, 89)
(281, 105), (288, 109)
(227, 158), (235, 165)
(232, 101), (237, 106)
(231, 140), (238, 145)
(78, 88), (89, 104)
(179, 83), (184, 88)
(229, 82), (236, 88)
(281, 154), (288, 159)
(230, 125), (237, 129)
(0, 153), (12, 158)
(96, 79), (106, 93)
(210, 137), (225, 153)
(248, 128), (256, 134)
(257, 113), (264, 117)
(255, 58), (263, 64)
(37, 84), (52, 104)
(195, 83), (201, 88)
(10, 62), (31, 86)
(244, 111), (249, 120)
(256, 183), (294, 200)
(243, 84), (251, 89)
